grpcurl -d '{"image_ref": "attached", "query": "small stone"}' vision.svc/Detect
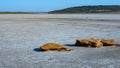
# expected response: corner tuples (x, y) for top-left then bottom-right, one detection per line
(48, 58), (56, 60)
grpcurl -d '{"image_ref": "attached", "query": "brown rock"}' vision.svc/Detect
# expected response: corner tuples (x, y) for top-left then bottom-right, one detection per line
(75, 38), (103, 48)
(100, 39), (116, 46)
(40, 43), (71, 51)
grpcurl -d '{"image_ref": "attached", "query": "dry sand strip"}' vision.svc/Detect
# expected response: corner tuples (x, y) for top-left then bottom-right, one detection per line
(1, 18), (120, 23)
(25, 18), (120, 22)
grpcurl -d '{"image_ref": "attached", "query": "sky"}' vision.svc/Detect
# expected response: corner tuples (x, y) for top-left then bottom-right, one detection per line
(0, 0), (120, 12)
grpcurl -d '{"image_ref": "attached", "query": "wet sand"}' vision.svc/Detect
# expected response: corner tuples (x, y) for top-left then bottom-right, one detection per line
(0, 14), (120, 68)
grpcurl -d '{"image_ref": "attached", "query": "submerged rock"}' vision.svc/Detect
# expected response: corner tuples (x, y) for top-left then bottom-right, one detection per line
(101, 39), (116, 46)
(75, 38), (103, 48)
(40, 43), (72, 52)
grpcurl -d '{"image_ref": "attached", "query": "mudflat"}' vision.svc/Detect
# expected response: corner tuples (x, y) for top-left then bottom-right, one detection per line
(0, 14), (120, 68)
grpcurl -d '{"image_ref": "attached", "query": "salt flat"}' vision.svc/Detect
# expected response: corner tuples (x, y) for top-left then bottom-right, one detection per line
(0, 14), (120, 68)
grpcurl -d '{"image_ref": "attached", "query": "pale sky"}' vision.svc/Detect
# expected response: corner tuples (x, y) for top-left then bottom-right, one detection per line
(0, 0), (120, 12)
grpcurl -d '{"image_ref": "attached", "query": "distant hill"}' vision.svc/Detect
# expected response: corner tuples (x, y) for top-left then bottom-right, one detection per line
(49, 5), (120, 13)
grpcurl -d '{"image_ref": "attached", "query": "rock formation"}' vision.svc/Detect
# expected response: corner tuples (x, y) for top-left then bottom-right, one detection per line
(100, 39), (115, 46)
(75, 38), (103, 48)
(40, 43), (72, 51)
(75, 38), (116, 47)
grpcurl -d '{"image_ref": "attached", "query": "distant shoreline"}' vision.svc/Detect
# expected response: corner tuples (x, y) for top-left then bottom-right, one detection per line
(48, 12), (120, 14)
(0, 12), (120, 14)
(0, 12), (47, 14)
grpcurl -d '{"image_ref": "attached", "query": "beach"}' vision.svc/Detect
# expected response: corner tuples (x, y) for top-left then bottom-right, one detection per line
(0, 14), (120, 68)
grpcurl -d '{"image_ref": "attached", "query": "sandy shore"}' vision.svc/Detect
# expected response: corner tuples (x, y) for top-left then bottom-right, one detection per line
(0, 14), (120, 68)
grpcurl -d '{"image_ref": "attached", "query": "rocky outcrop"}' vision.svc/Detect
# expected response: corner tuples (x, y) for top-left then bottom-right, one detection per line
(40, 39), (116, 51)
(40, 43), (72, 51)
(75, 38), (103, 48)
(75, 38), (116, 48)
(100, 39), (115, 46)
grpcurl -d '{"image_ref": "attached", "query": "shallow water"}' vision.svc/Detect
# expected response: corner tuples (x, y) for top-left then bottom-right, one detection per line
(0, 14), (120, 68)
